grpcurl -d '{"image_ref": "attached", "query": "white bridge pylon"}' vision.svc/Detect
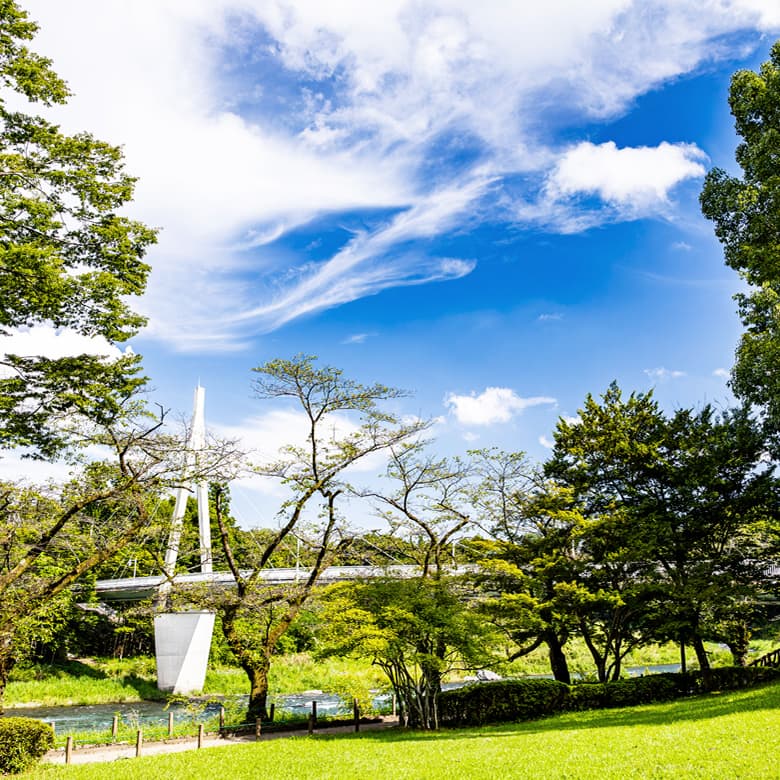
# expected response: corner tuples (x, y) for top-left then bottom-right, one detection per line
(160, 385), (212, 598)
(154, 384), (215, 695)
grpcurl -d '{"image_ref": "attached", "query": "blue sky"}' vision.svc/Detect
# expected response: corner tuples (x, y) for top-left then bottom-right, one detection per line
(3, 1), (780, 527)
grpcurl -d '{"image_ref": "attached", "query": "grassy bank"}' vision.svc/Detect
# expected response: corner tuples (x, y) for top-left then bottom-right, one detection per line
(30, 680), (780, 778)
(5, 655), (386, 708)
(7, 636), (777, 708)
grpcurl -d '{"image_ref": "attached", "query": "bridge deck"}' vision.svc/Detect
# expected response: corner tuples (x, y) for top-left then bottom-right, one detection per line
(94, 565), (468, 601)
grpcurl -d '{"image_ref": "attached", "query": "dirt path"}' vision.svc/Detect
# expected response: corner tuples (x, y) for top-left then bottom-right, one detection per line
(42, 717), (399, 765)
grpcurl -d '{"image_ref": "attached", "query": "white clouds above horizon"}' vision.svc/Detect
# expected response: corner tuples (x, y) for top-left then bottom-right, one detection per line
(644, 367), (687, 381)
(0, 326), (128, 363)
(546, 141), (707, 214)
(19, 0), (780, 351)
(445, 387), (556, 426)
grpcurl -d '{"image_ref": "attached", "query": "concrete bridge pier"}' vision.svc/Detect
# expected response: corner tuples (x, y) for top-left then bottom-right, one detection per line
(154, 612), (215, 694)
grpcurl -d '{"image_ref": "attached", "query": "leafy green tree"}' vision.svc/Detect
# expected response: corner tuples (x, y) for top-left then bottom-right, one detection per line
(320, 577), (494, 729)
(0, 0), (156, 458)
(0, 402), (240, 709)
(700, 41), (780, 439)
(202, 356), (427, 721)
(475, 480), (581, 683)
(364, 442), (476, 579)
(547, 384), (779, 671)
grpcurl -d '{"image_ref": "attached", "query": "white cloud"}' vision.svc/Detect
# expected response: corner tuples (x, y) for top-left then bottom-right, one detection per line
(713, 367), (730, 379)
(343, 333), (369, 344)
(672, 241), (693, 251)
(538, 313), (563, 322)
(539, 435), (555, 449)
(0, 326), (126, 361)
(18, 1), (780, 349)
(644, 367), (687, 381)
(546, 141), (707, 213)
(444, 387), (556, 426)
(0, 327), (129, 379)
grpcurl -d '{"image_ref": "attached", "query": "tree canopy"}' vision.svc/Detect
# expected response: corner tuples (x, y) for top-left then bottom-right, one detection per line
(0, 0), (156, 458)
(700, 41), (780, 440)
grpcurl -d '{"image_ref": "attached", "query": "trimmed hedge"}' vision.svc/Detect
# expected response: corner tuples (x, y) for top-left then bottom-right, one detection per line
(566, 672), (685, 711)
(440, 678), (569, 726)
(0, 717), (54, 774)
(439, 666), (780, 727)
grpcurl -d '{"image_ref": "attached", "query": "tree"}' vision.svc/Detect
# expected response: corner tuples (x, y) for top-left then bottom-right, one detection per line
(475, 479), (581, 683)
(203, 356), (427, 721)
(546, 384), (779, 671)
(0, 401), (241, 710)
(700, 41), (780, 440)
(320, 577), (493, 729)
(365, 442), (476, 580)
(0, 1), (156, 458)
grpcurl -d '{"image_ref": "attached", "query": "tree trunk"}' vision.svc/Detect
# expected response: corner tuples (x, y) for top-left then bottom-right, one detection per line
(691, 635), (710, 672)
(0, 637), (15, 715)
(580, 623), (607, 683)
(245, 659), (271, 721)
(545, 631), (571, 684)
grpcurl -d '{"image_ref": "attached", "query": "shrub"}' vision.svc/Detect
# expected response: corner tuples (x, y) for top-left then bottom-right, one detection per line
(567, 673), (684, 711)
(0, 717), (55, 774)
(689, 665), (780, 693)
(439, 667), (780, 729)
(439, 679), (569, 726)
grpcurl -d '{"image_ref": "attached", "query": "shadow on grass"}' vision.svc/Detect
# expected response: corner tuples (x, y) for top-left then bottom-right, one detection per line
(330, 681), (780, 745)
(121, 674), (165, 701)
(12, 660), (108, 682)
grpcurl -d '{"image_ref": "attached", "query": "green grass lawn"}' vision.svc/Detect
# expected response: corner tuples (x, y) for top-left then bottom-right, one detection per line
(4, 654), (387, 708)
(29, 681), (780, 779)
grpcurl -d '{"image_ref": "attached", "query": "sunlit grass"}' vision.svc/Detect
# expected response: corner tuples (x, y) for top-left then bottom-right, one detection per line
(5, 654), (386, 709)
(30, 681), (780, 779)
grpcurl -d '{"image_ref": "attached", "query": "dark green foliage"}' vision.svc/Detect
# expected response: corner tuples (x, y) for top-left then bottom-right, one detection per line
(689, 665), (780, 693)
(0, 717), (54, 774)
(0, 0), (156, 458)
(700, 41), (780, 441)
(439, 678), (569, 726)
(439, 668), (780, 728)
(566, 674), (685, 711)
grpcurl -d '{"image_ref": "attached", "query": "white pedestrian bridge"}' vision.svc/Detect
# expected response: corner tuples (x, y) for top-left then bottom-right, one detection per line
(95, 564), (471, 602)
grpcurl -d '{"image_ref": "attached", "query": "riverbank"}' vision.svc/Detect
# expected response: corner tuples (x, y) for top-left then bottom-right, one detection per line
(4, 654), (386, 709)
(42, 716), (400, 765)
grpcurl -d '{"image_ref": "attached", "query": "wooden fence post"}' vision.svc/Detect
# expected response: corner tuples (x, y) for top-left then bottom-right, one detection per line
(111, 715), (118, 739)
(168, 711), (174, 738)
(269, 703), (275, 722)
(308, 713), (314, 735)
(312, 700), (317, 726)
(219, 706), (225, 729)
(65, 736), (73, 765)
(198, 723), (204, 749)
(135, 729), (143, 758)
(353, 698), (360, 732)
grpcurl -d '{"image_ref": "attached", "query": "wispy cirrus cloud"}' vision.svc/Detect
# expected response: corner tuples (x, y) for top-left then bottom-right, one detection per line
(21, 0), (780, 350)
